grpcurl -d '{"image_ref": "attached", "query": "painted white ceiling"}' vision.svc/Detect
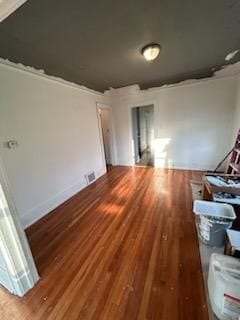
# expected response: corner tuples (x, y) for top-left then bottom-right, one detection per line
(0, 0), (27, 22)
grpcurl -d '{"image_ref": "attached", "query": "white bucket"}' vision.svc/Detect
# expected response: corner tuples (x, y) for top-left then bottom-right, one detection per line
(193, 200), (236, 246)
(208, 253), (240, 320)
(193, 200), (236, 220)
(198, 215), (233, 246)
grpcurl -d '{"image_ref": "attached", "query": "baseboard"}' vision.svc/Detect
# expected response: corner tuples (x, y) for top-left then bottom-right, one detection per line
(0, 262), (39, 297)
(115, 160), (213, 171)
(161, 164), (213, 171)
(11, 268), (38, 297)
(22, 167), (107, 229)
(160, 162), (214, 171)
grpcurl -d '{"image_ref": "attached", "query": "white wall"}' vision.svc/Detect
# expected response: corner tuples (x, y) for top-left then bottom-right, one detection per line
(0, 59), (239, 229)
(108, 77), (237, 170)
(0, 63), (110, 228)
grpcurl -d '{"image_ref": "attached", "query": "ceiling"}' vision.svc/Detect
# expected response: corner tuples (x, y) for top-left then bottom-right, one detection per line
(0, 0), (240, 92)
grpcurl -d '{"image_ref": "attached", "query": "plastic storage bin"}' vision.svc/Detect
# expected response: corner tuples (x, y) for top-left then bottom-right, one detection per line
(193, 200), (236, 247)
(208, 253), (240, 320)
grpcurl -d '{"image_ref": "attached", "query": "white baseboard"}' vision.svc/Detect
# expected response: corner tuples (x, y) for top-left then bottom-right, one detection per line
(159, 163), (213, 171)
(22, 167), (107, 229)
(115, 160), (213, 171)
(11, 268), (38, 297)
(0, 262), (39, 297)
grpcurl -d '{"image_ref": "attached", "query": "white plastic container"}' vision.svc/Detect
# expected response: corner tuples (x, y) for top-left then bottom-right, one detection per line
(208, 253), (240, 320)
(193, 200), (236, 246)
(194, 200), (236, 220)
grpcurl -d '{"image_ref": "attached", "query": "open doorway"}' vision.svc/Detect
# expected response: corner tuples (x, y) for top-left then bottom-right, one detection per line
(132, 105), (154, 167)
(98, 106), (114, 171)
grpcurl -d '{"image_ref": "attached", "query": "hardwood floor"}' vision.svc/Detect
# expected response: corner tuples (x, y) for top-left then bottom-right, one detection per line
(0, 166), (208, 320)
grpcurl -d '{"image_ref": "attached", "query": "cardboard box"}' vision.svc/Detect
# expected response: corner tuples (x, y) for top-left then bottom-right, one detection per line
(224, 229), (240, 258)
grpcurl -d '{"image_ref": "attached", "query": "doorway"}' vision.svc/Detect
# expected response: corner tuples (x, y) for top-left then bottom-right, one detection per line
(98, 106), (114, 171)
(132, 105), (154, 167)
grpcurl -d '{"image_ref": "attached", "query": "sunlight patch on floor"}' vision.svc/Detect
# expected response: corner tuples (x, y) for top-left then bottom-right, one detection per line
(99, 203), (124, 216)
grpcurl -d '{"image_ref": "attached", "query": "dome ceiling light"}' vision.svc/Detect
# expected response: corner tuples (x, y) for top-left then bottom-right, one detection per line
(141, 43), (161, 61)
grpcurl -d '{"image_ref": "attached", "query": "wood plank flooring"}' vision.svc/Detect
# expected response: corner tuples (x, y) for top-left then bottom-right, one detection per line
(0, 166), (208, 320)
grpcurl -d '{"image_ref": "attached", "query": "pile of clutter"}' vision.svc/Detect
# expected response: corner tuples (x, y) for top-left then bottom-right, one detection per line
(194, 200), (240, 320)
(207, 176), (240, 204)
(207, 176), (240, 188)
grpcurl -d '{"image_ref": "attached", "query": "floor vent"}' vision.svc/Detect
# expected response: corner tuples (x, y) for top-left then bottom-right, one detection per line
(85, 171), (96, 184)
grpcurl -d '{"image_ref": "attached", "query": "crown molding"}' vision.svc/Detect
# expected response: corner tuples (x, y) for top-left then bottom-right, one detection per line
(0, 58), (105, 97)
(0, 0), (28, 23)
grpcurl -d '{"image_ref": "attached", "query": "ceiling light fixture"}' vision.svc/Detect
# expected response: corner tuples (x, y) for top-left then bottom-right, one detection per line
(141, 43), (161, 61)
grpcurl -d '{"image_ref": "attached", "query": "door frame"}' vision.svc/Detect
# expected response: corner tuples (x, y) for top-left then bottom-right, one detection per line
(129, 101), (156, 167)
(0, 154), (39, 296)
(96, 103), (117, 169)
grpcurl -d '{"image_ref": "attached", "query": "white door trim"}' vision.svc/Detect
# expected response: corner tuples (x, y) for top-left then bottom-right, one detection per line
(96, 103), (117, 167)
(129, 101), (156, 166)
(0, 154), (39, 296)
